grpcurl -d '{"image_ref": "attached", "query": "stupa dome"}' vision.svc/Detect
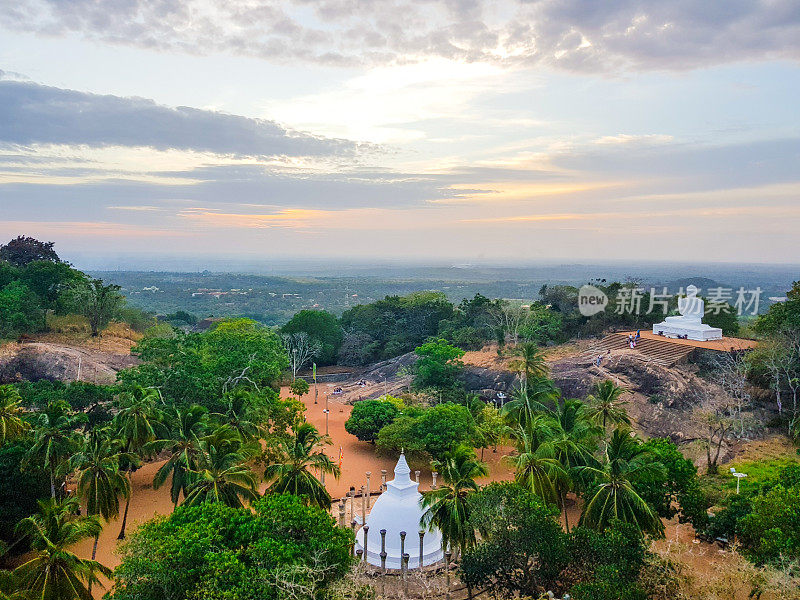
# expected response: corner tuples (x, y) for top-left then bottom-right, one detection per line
(354, 453), (444, 569)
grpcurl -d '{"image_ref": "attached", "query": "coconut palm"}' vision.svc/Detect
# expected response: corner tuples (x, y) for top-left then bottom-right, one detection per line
(182, 427), (258, 508)
(150, 404), (208, 510)
(263, 421), (340, 508)
(24, 401), (81, 498)
(421, 446), (488, 557)
(0, 385), (28, 444)
(13, 497), (111, 600)
(501, 376), (558, 427)
(70, 428), (130, 582)
(505, 424), (564, 505)
(585, 380), (630, 432)
(508, 341), (549, 381)
(210, 391), (261, 441)
(578, 429), (665, 537)
(548, 399), (600, 530)
(113, 387), (160, 539)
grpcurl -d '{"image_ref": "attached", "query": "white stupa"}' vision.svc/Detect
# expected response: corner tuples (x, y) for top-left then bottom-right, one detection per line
(354, 453), (444, 569)
(652, 285), (722, 341)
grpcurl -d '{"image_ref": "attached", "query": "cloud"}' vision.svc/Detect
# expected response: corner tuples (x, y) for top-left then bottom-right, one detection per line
(0, 76), (359, 157)
(1, 1), (798, 72)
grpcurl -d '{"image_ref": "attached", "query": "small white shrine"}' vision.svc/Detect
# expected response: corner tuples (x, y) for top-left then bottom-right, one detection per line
(354, 453), (444, 569)
(652, 285), (722, 341)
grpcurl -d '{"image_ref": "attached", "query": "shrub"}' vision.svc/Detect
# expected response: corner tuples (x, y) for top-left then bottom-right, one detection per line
(111, 495), (353, 600)
(345, 399), (399, 442)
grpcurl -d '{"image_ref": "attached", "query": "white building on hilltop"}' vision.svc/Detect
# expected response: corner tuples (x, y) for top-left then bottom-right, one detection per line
(354, 453), (444, 569)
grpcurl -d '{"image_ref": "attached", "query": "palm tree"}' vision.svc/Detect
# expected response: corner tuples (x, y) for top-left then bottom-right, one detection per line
(578, 429), (665, 537)
(24, 401), (81, 498)
(421, 446), (488, 555)
(210, 392), (260, 441)
(150, 404), (207, 510)
(13, 497), (111, 600)
(0, 385), (28, 444)
(585, 380), (630, 432)
(113, 387), (160, 539)
(263, 421), (340, 508)
(501, 376), (558, 427)
(505, 424), (564, 505)
(183, 427), (258, 508)
(508, 341), (549, 381)
(70, 428), (130, 585)
(548, 399), (599, 530)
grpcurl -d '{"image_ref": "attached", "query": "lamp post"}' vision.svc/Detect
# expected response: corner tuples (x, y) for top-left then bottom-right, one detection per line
(730, 467), (748, 494)
(323, 408), (330, 435)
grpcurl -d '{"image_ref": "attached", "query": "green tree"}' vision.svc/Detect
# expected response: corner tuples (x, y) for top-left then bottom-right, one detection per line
(0, 236), (60, 267)
(121, 319), (288, 410)
(344, 399), (399, 442)
(183, 427), (258, 508)
(501, 376), (558, 428)
(150, 404), (207, 509)
(421, 446), (487, 556)
(264, 421), (340, 508)
(739, 483), (800, 563)
(289, 378), (310, 398)
(0, 280), (44, 337)
(508, 341), (549, 381)
(0, 385), (28, 444)
(473, 404), (505, 460)
(578, 429), (665, 537)
(19, 261), (81, 310)
(66, 278), (124, 337)
(755, 280), (800, 336)
(506, 423), (564, 505)
(70, 429), (130, 594)
(637, 437), (699, 519)
(0, 439), (50, 548)
(549, 399), (600, 530)
(281, 309), (343, 365)
(24, 400), (82, 498)
(585, 380), (631, 433)
(461, 482), (568, 598)
(413, 338), (465, 391)
(13, 497), (111, 600)
(110, 496), (353, 600)
(413, 402), (477, 461)
(113, 387), (160, 539)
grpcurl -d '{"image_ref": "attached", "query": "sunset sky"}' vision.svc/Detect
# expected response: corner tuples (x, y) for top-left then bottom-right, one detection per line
(1, 1), (799, 265)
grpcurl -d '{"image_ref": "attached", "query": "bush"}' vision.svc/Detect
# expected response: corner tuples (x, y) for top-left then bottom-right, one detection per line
(345, 399), (399, 442)
(739, 484), (800, 563)
(111, 495), (353, 600)
(46, 313), (90, 334)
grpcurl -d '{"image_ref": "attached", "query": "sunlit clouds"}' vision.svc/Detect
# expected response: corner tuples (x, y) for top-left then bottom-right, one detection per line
(0, 2), (799, 263)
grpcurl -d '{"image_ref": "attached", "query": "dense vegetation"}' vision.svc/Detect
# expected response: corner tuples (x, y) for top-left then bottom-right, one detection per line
(1, 236), (798, 600)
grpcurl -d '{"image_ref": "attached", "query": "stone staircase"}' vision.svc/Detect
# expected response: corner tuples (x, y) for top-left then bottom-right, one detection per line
(589, 333), (695, 367)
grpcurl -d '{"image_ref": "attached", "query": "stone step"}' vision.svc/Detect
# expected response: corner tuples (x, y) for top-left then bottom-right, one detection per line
(591, 333), (695, 367)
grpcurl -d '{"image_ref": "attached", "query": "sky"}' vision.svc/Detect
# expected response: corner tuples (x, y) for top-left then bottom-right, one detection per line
(1, 1), (799, 266)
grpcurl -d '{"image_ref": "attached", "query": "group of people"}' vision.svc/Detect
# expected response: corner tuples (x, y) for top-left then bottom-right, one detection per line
(594, 349), (612, 367)
(627, 330), (642, 348)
